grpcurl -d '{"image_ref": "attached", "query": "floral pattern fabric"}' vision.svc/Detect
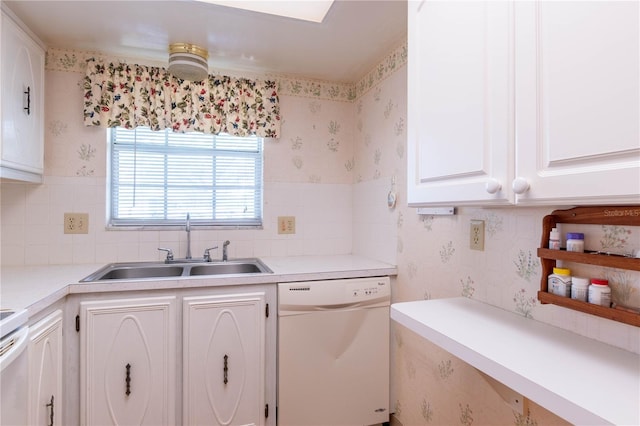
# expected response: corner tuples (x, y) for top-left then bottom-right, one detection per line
(83, 58), (281, 138)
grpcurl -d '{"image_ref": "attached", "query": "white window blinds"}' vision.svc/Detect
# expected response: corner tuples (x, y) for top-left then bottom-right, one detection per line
(109, 127), (263, 227)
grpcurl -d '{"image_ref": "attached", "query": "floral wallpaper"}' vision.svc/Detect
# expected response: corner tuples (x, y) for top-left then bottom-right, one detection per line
(350, 43), (639, 426)
(43, 44), (406, 184)
(2, 41), (638, 426)
(265, 94), (354, 184)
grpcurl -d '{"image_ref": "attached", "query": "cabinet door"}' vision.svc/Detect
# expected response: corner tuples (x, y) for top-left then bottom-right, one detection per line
(514, 1), (640, 205)
(183, 292), (266, 426)
(0, 10), (44, 182)
(80, 296), (176, 426)
(407, 0), (514, 206)
(28, 310), (63, 426)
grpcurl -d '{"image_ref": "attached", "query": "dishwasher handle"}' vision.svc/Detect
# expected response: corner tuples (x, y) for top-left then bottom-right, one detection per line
(279, 299), (390, 316)
(0, 326), (29, 372)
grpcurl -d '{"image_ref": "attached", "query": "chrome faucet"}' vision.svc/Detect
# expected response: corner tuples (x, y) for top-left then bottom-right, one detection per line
(185, 213), (192, 260)
(222, 240), (230, 261)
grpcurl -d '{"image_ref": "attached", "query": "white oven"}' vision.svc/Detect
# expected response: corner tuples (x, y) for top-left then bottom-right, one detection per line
(0, 310), (29, 425)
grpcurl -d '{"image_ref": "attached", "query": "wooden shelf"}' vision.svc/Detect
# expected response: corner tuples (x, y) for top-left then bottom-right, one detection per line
(537, 291), (640, 326)
(538, 206), (640, 327)
(537, 248), (640, 271)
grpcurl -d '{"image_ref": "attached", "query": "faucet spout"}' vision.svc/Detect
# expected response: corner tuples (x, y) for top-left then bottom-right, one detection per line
(185, 213), (192, 260)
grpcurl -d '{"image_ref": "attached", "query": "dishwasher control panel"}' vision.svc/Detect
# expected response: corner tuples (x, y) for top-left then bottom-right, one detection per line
(349, 281), (385, 298)
(278, 277), (390, 309)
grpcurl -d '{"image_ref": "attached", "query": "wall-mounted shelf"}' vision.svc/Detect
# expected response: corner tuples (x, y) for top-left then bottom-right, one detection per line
(538, 206), (640, 327)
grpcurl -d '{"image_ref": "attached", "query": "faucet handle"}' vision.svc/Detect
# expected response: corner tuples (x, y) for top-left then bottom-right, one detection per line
(158, 247), (174, 262)
(203, 246), (218, 262)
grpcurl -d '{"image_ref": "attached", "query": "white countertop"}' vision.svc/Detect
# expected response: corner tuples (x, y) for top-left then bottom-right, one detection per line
(391, 297), (640, 426)
(0, 255), (396, 318)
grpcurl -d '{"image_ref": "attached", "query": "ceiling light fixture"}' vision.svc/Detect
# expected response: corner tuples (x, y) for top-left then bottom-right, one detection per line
(168, 43), (209, 81)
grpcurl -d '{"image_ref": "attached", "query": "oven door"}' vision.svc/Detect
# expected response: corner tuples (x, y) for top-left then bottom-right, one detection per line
(0, 325), (29, 425)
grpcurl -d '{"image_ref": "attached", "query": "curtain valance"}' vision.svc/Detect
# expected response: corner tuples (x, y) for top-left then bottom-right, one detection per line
(83, 58), (280, 138)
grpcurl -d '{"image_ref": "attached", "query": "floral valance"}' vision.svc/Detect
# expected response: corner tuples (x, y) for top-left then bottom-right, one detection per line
(83, 58), (280, 138)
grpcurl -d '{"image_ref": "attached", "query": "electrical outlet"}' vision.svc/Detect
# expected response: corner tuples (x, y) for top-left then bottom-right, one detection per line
(470, 220), (484, 251)
(64, 213), (89, 234)
(278, 216), (296, 234)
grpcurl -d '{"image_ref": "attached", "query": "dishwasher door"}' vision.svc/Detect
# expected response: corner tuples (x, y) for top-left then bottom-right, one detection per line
(278, 277), (390, 426)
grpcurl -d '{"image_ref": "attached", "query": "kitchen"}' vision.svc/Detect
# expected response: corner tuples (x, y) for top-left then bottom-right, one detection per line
(1, 1), (639, 425)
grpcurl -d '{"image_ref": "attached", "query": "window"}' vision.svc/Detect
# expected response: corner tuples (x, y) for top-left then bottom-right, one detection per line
(109, 127), (263, 227)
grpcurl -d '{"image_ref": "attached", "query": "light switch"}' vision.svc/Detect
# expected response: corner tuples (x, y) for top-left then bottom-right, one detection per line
(278, 216), (296, 234)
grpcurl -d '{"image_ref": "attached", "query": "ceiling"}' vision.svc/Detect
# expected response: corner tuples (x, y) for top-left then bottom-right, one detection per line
(4, 0), (407, 83)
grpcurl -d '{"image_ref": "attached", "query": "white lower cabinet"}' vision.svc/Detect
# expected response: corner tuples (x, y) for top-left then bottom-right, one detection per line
(77, 286), (275, 426)
(80, 296), (176, 426)
(28, 310), (63, 426)
(183, 292), (266, 426)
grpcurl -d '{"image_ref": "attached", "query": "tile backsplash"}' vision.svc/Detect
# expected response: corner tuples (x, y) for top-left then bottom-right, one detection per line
(1, 177), (352, 265)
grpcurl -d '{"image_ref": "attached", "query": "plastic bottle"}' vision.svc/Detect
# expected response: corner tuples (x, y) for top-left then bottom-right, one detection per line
(566, 233), (585, 252)
(571, 277), (589, 302)
(588, 279), (611, 307)
(548, 228), (560, 250)
(548, 267), (572, 297)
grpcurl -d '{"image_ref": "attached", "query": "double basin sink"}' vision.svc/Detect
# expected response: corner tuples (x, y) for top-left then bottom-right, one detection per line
(80, 258), (273, 282)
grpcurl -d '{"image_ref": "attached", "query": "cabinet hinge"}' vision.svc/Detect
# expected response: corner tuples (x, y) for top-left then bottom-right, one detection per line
(266, 303), (269, 318)
(75, 315), (80, 332)
(265, 403), (269, 418)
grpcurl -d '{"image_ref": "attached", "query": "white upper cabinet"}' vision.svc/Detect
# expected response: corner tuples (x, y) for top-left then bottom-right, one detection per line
(408, 0), (640, 207)
(0, 5), (45, 183)
(408, 0), (514, 206)
(514, 1), (640, 205)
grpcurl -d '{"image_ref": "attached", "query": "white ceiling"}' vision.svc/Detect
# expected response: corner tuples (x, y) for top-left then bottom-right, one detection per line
(4, 0), (407, 83)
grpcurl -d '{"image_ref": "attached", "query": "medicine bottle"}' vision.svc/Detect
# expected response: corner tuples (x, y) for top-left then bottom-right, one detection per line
(566, 233), (585, 252)
(571, 277), (589, 302)
(588, 279), (611, 307)
(548, 267), (572, 297)
(548, 228), (560, 250)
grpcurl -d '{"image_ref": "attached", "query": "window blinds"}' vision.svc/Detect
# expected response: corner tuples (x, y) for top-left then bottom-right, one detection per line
(110, 127), (263, 227)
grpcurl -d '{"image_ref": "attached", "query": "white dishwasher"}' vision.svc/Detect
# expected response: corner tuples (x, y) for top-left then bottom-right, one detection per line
(278, 277), (390, 426)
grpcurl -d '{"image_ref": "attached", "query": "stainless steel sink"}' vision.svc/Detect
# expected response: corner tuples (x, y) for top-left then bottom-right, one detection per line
(94, 265), (185, 280)
(80, 263), (185, 282)
(189, 260), (267, 276)
(80, 258), (272, 282)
